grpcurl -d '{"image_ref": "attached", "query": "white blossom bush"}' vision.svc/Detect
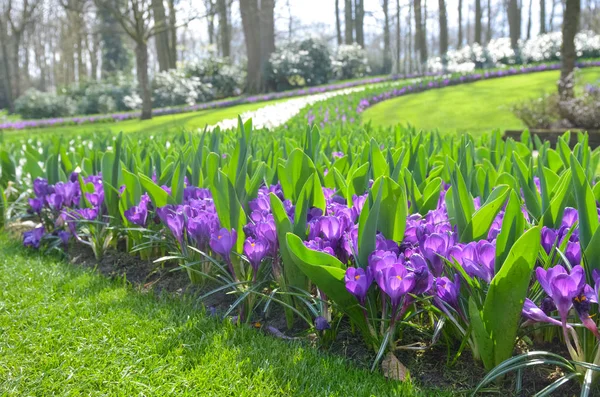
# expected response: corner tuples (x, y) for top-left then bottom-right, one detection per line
(152, 69), (214, 108)
(267, 39), (332, 91)
(428, 31), (600, 72)
(184, 54), (244, 99)
(332, 44), (371, 80)
(14, 89), (77, 119)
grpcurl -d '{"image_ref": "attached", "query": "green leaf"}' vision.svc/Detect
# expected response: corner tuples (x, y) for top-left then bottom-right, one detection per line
(495, 190), (526, 273)
(469, 297), (494, 370)
(139, 173), (176, 207)
(460, 185), (510, 242)
(286, 233), (372, 343)
(570, 154), (599, 250)
(357, 180), (383, 267)
(483, 226), (541, 369)
(371, 176), (407, 242)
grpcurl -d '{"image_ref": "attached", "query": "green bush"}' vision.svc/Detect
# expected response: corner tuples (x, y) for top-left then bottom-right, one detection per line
(266, 39), (332, 91)
(14, 89), (77, 119)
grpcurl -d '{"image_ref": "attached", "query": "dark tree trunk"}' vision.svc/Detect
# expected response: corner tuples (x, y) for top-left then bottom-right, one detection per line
(438, 0), (448, 56)
(11, 33), (21, 98)
(217, 0), (230, 58)
(240, 0), (261, 93)
(407, 0), (413, 72)
(396, 0), (401, 73)
(549, 0), (556, 30)
(152, 0), (172, 71)
(354, 0), (364, 46)
(414, 0), (427, 65)
(383, 0), (392, 73)
(0, 19), (14, 113)
(259, 0), (275, 91)
(168, 0), (177, 68)
(344, 0), (353, 44)
(540, 0), (547, 33)
(527, 0), (533, 39)
(135, 42), (152, 120)
(487, 0), (492, 42)
(475, 0), (483, 43)
(458, 0), (463, 48)
(507, 0), (521, 50)
(335, 0), (342, 45)
(559, 0), (580, 99)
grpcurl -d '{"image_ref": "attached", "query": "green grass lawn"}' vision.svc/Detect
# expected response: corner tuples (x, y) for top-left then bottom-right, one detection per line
(0, 236), (449, 396)
(362, 68), (600, 134)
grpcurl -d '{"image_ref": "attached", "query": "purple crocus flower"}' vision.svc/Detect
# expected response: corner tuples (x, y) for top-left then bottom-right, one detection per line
(314, 316), (331, 331)
(58, 230), (70, 246)
(564, 241), (581, 267)
(46, 193), (64, 211)
(210, 228), (237, 263)
(85, 192), (104, 208)
(23, 226), (45, 249)
(54, 182), (79, 207)
(344, 267), (372, 304)
(406, 254), (433, 294)
(124, 195), (150, 227)
(421, 233), (449, 277)
(561, 208), (579, 229)
(536, 265), (585, 326)
(33, 178), (51, 198)
(28, 198), (43, 214)
(522, 298), (563, 327)
(244, 237), (269, 280)
(435, 276), (460, 310)
(377, 263), (415, 309)
(541, 227), (558, 254)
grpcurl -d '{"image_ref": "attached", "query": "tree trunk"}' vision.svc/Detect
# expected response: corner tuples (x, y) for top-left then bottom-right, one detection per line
(335, 0), (342, 45)
(152, 0), (172, 71)
(168, 0), (177, 68)
(527, 0), (533, 39)
(344, 0), (353, 44)
(135, 42), (152, 120)
(240, 0), (261, 93)
(396, 0), (401, 73)
(438, 0), (448, 56)
(259, 0), (275, 91)
(549, 0), (556, 30)
(458, 0), (463, 48)
(382, 0), (392, 73)
(559, 0), (580, 99)
(475, 0), (482, 43)
(487, 0), (492, 42)
(540, 0), (547, 33)
(354, 0), (364, 47)
(11, 32), (21, 98)
(414, 0), (427, 65)
(0, 18), (14, 113)
(217, 0), (230, 57)
(507, 0), (521, 50)
(407, 0), (413, 72)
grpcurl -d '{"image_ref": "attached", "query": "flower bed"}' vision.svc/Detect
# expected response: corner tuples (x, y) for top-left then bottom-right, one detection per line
(3, 120), (600, 393)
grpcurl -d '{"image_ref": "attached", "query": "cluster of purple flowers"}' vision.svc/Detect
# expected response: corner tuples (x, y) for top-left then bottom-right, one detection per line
(24, 174), (106, 249)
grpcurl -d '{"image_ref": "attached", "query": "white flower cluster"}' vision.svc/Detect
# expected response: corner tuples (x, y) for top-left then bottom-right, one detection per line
(209, 86), (367, 131)
(428, 31), (600, 73)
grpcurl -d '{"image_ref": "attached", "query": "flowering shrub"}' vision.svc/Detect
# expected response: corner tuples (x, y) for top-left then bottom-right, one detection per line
(152, 69), (214, 108)
(15, 89), (77, 119)
(332, 43), (371, 80)
(184, 55), (244, 99)
(428, 31), (600, 73)
(266, 39), (332, 91)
